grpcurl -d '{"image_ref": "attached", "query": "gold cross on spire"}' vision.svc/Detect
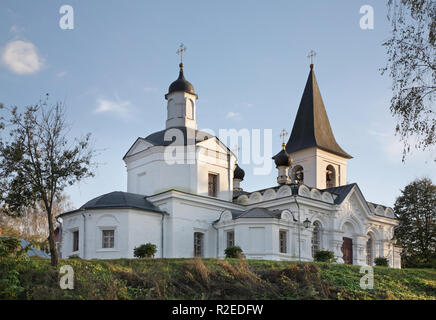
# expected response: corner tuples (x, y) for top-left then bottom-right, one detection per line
(232, 145), (240, 163)
(176, 43), (187, 64)
(280, 129), (288, 149)
(307, 50), (316, 65)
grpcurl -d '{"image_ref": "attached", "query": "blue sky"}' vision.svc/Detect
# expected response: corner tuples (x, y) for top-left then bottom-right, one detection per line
(1, 0), (435, 209)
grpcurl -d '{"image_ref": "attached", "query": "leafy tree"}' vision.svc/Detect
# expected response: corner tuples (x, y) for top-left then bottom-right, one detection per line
(134, 243), (157, 258)
(0, 194), (72, 244)
(382, 0), (436, 160)
(394, 178), (436, 267)
(0, 97), (96, 267)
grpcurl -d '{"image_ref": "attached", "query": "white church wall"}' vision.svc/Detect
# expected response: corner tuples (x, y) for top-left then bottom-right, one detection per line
(126, 149), (197, 196)
(127, 211), (163, 258)
(162, 198), (221, 258)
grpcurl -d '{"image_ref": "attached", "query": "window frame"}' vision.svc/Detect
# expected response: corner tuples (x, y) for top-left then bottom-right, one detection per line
(226, 230), (235, 248)
(72, 230), (79, 252)
(208, 173), (219, 197)
(311, 222), (321, 257)
(194, 232), (204, 257)
(279, 230), (288, 254)
(102, 229), (115, 249)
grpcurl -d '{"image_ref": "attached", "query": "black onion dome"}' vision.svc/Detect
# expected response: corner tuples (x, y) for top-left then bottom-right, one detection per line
(273, 147), (291, 167)
(167, 63), (195, 96)
(233, 163), (245, 180)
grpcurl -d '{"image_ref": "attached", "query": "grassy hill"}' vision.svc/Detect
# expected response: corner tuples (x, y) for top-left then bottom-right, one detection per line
(0, 257), (435, 300)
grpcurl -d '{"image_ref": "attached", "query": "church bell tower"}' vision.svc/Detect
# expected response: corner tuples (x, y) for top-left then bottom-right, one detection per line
(274, 59), (352, 190)
(165, 44), (198, 130)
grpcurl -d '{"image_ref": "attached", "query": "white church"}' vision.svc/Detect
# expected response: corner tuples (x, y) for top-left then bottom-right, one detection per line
(59, 58), (402, 268)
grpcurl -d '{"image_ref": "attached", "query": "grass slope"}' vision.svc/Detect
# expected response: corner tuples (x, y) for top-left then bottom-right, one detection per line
(0, 257), (435, 300)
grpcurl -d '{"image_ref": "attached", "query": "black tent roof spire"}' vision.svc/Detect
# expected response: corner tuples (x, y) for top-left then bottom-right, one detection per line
(284, 63), (352, 159)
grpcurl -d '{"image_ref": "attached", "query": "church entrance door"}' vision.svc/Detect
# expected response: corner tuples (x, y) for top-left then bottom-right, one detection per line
(342, 237), (353, 264)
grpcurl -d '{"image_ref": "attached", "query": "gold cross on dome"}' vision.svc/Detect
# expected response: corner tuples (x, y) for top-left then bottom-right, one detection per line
(233, 145), (240, 154)
(233, 145), (240, 163)
(176, 43), (187, 63)
(280, 129), (288, 144)
(307, 50), (316, 65)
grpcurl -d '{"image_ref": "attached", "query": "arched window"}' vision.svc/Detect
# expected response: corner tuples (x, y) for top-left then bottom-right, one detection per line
(194, 232), (204, 257)
(311, 221), (321, 257)
(326, 165), (336, 188)
(292, 165), (304, 184)
(366, 235), (373, 266)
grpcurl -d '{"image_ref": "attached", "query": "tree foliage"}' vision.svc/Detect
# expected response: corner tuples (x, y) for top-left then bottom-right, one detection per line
(374, 257), (389, 267)
(0, 97), (96, 267)
(394, 178), (436, 267)
(0, 194), (72, 244)
(313, 250), (336, 263)
(382, 0), (436, 160)
(224, 246), (244, 259)
(134, 243), (157, 258)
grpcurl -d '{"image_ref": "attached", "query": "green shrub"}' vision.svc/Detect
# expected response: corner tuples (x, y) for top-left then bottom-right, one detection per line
(0, 237), (29, 258)
(224, 246), (244, 258)
(313, 250), (336, 263)
(134, 243), (157, 258)
(68, 254), (81, 259)
(374, 257), (389, 267)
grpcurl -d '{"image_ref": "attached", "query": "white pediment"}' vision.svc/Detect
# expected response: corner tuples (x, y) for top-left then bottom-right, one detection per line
(123, 138), (154, 159)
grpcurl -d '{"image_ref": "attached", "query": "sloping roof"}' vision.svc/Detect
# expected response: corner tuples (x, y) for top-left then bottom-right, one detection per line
(144, 127), (213, 147)
(231, 208), (282, 219)
(59, 191), (164, 217)
(285, 65), (352, 159)
(323, 183), (357, 204)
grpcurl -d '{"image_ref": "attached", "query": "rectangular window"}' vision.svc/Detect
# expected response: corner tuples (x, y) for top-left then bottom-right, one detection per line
(194, 232), (204, 257)
(208, 173), (218, 197)
(226, 231), (235, 248)
(279, 230), (287, 253)
(102, 230), (115, 249)
(73, 230), (79, 252)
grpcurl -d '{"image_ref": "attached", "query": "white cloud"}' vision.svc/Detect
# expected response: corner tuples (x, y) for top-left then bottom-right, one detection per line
(226, 111), (241, 119)
(95, 97), (133, 119)
(368, 129), (435, 163)
(2, 40), (43, 74)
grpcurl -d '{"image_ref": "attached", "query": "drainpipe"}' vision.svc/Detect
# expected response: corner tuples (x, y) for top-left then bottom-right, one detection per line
(81, 213), (86, 259)
(161, 213), (165, 258)
(213, 210), (227, 258)
(227, 151), (232, 201)
(295, 196), (301, 261)
(212, 223), (219, 258)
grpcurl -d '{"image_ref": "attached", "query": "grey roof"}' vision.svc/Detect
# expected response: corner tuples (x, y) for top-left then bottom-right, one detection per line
(285, 65), (352, 159)
(144, 127), (214, 147)
(231, 208), (282, 219)
(322, 183), (357, 204)
(59, 191), (163, 217)
(232, 190), (250, 198)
